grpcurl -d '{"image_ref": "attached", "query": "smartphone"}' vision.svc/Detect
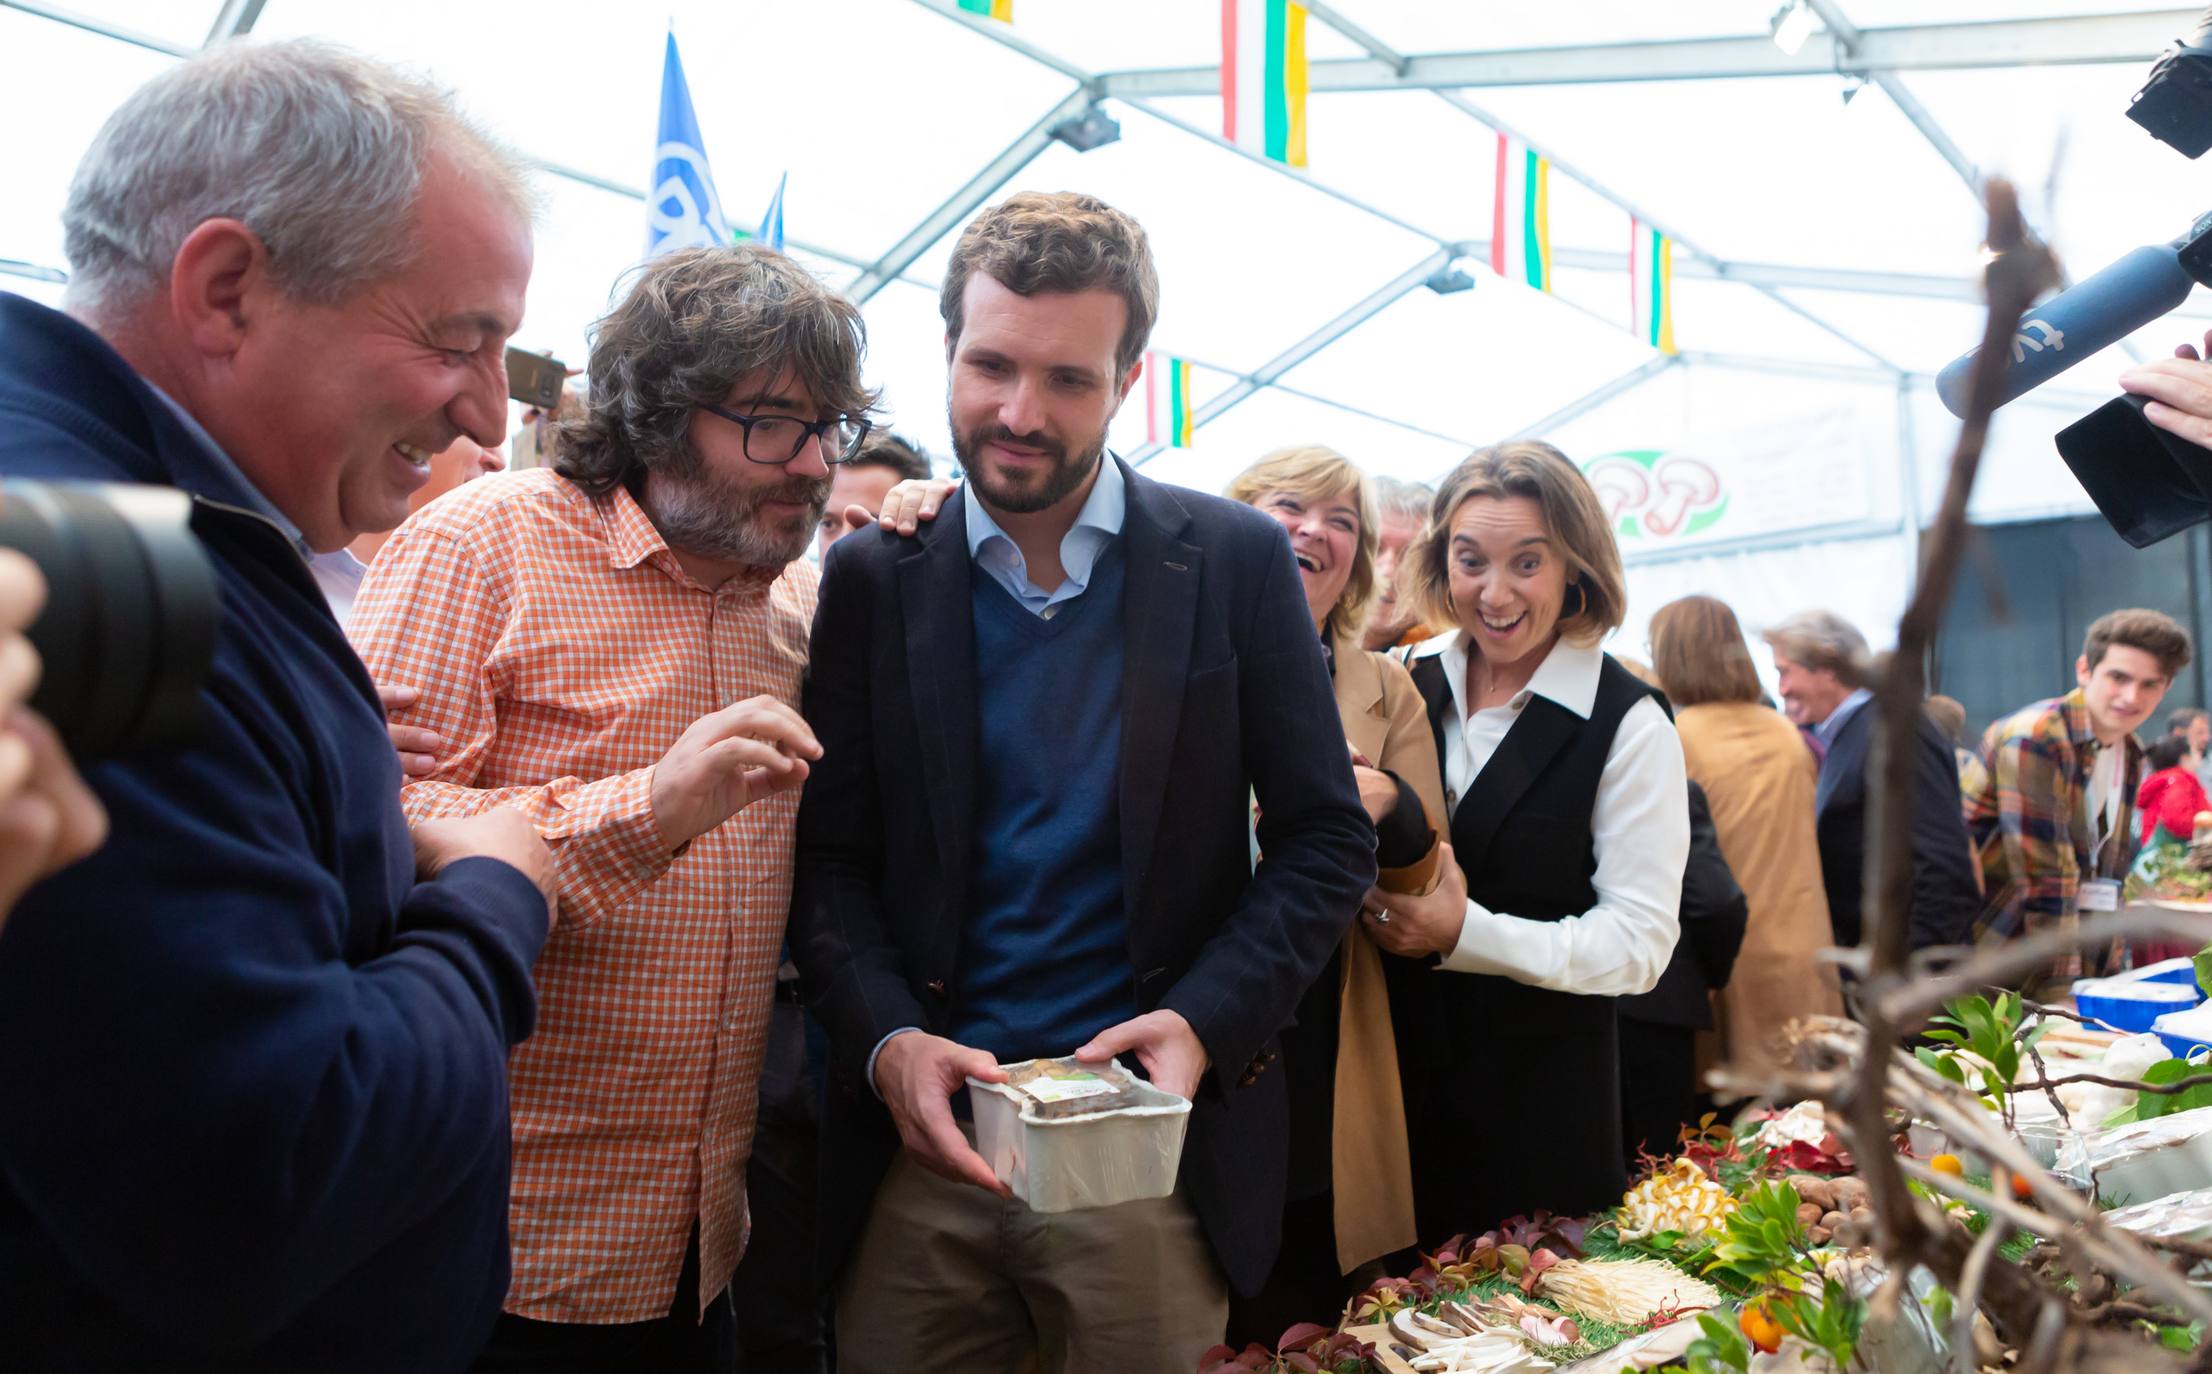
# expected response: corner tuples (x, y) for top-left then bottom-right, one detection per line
(506, 347), (568, 410)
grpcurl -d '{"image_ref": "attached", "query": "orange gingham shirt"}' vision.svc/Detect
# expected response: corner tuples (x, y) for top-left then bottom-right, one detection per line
(348, 467), (814, 1324)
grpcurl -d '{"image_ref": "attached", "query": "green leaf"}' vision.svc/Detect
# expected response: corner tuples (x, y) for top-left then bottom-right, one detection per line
(2195, 942), (2212, 999)
(1922, 1030), (1966, 1046)
(1926, 1285), (1954, 1329)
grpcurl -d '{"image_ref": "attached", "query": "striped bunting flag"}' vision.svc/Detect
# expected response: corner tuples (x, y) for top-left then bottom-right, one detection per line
(1489, 133), (1551, 292)
(1145, 352), (1196, 448)
(1221, 0), (1309, 168)
(957, 0), (1012, 20)
(1628, 218), (1677, 355)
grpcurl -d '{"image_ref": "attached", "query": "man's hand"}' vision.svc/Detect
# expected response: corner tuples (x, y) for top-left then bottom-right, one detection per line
(648, 696), (822, 851)
(1074, 1008), (1209, 1102)
(1362, 841), (1468, 959)
(1352, 763), (1399, 825)
(2122, 330), (2212, 448)
(872, 1031), (1011, 1196)
(376, 683), (442, 777)
(866, 477), (962, 537)
(411, 807), (558, 927)
(0, 710), (109, 924)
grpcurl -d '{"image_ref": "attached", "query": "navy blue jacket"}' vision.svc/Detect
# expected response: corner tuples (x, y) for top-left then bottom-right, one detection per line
(0, 295), (548, 1371)
(789, 465), (1377, 1297)
(1817, 699), (1981, 952)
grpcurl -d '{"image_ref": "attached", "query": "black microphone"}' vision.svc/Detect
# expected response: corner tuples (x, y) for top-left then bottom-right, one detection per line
(1935, 211), (2212, 418)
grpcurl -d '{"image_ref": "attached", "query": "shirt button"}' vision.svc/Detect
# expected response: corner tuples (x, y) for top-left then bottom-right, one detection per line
(1040, 605), (1059, 620)
(1445, 788), (1458, 809)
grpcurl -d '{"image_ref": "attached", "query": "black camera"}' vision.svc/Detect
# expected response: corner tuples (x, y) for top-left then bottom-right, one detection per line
(1936, 7), (2212, 547)
(2130, 9), (2212, 158)
(0, 480), (218, 761)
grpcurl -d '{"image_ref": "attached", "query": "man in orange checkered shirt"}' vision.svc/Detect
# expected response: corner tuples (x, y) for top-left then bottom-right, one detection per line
(351, 246), (875, 1371)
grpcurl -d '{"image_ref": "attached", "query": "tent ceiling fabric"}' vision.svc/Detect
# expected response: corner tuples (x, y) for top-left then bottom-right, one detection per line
(1, 0), (2198, 497)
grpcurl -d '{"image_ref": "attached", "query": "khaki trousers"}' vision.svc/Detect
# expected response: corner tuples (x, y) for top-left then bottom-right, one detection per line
(837, 1147), (1229, 1374)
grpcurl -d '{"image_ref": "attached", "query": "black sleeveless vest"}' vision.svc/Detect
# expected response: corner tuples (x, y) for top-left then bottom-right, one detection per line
(1413, 649), (1666, 1038)
(1390, 644), (1668, 1232)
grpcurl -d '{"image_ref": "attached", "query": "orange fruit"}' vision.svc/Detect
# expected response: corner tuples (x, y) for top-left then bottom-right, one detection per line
(1740, 1301), (1785, 1355)
(2011, 1172), (2034, 1201)
(1929, 1153), (1965, 1177)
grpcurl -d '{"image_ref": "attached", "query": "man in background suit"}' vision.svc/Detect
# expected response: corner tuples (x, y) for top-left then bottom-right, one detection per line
(1766, 609), (1980, 951)
(789, 191), (1376, 1372)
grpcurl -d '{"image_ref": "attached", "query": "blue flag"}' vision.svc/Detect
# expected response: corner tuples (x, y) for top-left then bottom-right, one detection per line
(757, 172), (787, 253)
(647, 31), (730, 256)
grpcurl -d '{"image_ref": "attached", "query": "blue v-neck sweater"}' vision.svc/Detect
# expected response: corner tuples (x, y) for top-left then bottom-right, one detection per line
(950, 544), (1136, 1061)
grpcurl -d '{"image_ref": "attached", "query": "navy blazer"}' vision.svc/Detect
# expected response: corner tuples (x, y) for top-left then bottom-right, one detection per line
(1816, 699), (1981, 951)
(788, 461), (1377, 1297)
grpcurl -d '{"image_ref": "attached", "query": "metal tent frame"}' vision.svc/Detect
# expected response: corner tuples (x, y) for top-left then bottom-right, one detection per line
(2, 0), (2195, 468)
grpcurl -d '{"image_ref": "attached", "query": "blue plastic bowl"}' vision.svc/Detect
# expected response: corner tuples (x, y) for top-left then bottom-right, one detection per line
(2159, 1029), (2212, 1061)
(2075, 981), (2201, 1033)
(2135, 958), (2203, 988)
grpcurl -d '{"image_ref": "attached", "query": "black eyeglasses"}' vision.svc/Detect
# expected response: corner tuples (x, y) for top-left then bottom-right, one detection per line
(699, 404), (873, 465)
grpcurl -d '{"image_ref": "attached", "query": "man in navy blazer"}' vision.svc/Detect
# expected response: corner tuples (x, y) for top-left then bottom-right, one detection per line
(789, 192), (1376, 1372)
(1768, 610), (1980, 950)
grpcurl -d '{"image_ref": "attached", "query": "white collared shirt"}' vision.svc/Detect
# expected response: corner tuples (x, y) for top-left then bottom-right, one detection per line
(1409, 630), (1688, 997)
(963, 454), (1125, 618)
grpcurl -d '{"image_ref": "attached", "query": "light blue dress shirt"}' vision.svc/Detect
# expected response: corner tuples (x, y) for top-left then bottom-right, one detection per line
(963, 455), (1125, 618)
(143, 380), (311, 555)
(1816, 687), (1875, 748)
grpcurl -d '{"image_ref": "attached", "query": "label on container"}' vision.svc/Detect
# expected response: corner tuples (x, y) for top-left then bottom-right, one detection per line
(1016, 1073), (1118, 1106)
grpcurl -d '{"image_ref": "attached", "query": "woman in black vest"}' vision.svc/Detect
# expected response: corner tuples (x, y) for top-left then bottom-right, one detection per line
(1365, 441), (1690, 1242)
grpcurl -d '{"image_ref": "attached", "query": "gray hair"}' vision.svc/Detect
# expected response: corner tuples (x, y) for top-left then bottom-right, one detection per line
(1370, 475), (1433, 525)
(1762, 608), (1870, 676)
(62, 38), (533, 319)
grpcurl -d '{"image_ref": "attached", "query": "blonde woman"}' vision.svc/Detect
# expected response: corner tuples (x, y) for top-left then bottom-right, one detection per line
(1223, 446), (1445, 1335)
(1649, 596), (1842, 1067)
(1365, 441), (1688, 1238)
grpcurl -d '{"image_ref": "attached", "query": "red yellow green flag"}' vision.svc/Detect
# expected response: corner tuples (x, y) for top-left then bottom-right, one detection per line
(1145, 352), (1196, 448)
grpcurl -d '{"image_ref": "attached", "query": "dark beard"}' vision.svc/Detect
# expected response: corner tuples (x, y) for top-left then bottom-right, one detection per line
(952, 422), (1106, 516)
(640, 466), (828, 568)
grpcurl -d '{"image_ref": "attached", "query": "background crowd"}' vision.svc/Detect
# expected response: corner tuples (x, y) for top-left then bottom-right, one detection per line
(0, 36), (2206, 1374)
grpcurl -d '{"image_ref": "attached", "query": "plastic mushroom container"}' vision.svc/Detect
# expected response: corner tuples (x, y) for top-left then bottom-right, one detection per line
(965, 1056), (1192, 1213)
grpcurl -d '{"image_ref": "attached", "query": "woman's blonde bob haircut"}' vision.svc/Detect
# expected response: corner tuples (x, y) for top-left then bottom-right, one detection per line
(1649, 595), (1765, 707)
(1403, 440), (1626, 648)
(1224, 445), (1380, 640)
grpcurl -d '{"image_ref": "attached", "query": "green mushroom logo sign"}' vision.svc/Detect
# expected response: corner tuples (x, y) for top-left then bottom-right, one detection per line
(1581, 449), (1730, 540)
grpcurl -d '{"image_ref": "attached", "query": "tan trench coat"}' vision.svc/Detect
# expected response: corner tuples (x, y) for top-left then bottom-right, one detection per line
(1325, 631), (1446, 1272)
(1674, 701), (1844, 1069)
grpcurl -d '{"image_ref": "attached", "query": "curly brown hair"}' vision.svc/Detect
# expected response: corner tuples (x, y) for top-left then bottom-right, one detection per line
(939, 190), (1158, 384)
(555, 245), (877, 497)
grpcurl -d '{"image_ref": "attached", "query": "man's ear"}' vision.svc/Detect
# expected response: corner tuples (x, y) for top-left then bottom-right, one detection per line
(167, 218), (266, 361)
(2076, 653), (2094, 688)
(1116, 351), (1145, 407)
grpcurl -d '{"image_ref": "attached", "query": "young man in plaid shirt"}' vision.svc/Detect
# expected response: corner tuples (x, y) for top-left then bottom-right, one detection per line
(1963, 609), (2192, 996)
(352, 246), (874, 1371)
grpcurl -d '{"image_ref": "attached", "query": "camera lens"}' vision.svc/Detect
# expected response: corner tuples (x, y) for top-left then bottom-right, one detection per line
(0, 479), (218, 761)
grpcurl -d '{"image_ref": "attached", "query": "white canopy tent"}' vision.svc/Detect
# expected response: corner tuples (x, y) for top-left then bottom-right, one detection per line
(4, 0), (2206, 657)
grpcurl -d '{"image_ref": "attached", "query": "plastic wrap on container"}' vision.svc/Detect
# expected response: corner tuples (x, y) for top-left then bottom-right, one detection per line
(2104, 1183), (2212, 1260)
(2055, 1102), (2212, 1200)
(2072, 976), (2201, 1033)
(966, 1055), (1191, 1213)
